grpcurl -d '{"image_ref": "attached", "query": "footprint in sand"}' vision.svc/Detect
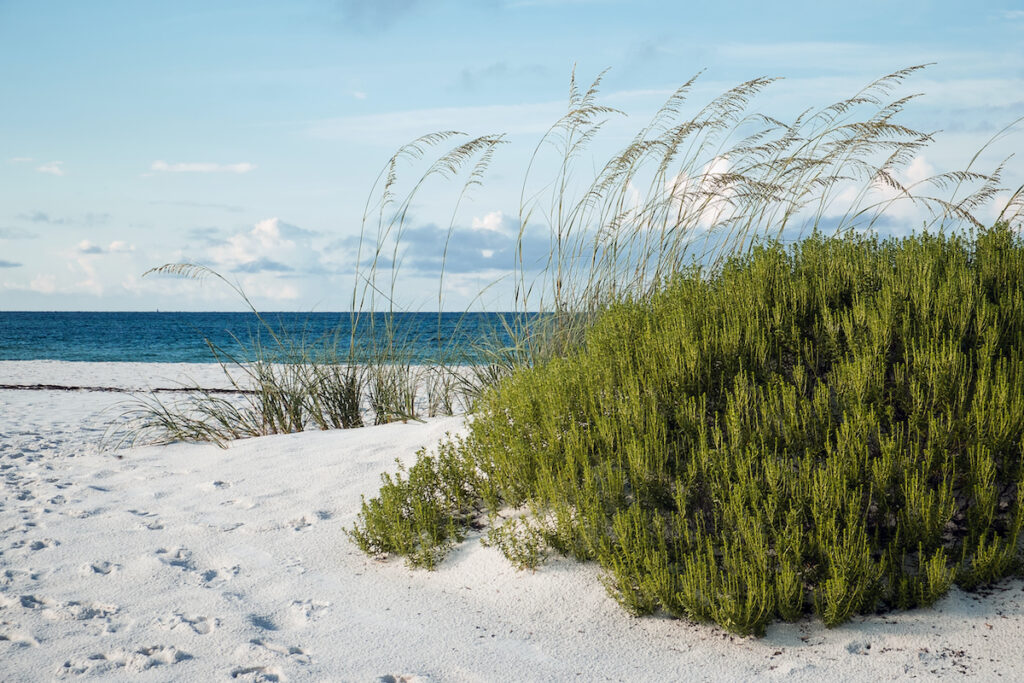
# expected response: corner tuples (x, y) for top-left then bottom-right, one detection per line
(249, 637), (311, 664)
(69, 507), (109, 519)
(282, 557), (306, 575)
(128, 509), (164, 530)
(286, 510), (334, 532)
(159, 612), (219, 635)
(16, 594), (119, 622)
(18, 594), (48, 610)
(1, 568), (47, 589)
(229, 665), (284, 682)
(249, 614), (279, 631)
(82, 561), (121, 576)
(62, 601), (120, 621)
(0, 620), (40, 648)
(286, 599), (329, 628)
(9, 537), (60, 554)
(201, 564), (241, 587)
(156, 547), (243, 589)
(156, 547), (195, 571)
(229, 637), (310, 679)
(58, 645), (193, 677)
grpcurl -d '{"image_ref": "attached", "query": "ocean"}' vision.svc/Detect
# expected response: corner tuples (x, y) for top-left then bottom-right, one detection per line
(0, 311), (524, 364)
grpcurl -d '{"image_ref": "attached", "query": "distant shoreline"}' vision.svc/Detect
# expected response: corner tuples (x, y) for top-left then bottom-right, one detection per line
(0, 382), (256, 394)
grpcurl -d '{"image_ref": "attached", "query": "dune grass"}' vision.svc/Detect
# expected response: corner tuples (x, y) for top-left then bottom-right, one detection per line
(499, 65), (1019, 352)
(351, 224), (1024, 635)
(348, 66), (1024, 635)
(125, 66), (1021, 449)
(112, 295), (366, 447)
(119, 65), (1024, 636)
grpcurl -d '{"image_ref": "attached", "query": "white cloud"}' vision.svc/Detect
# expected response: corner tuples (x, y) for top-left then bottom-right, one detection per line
(76, 240), (104, 254)
(985, 191), (1017, 225)
(873, 156), (937, 223)
(150, 161), (257, 174)
(207, 217), (323, 276)
(75, 239), (136, 255)
(471, 210), (514, 234)
(904, 156), (935, 187)
(9, 157), (33, 163)
(440, 267), (515, 301)
(352, 91), (367, 100)
(107, 240), (135, 253)
(36, 161), (65, 176)
(818, 155), (948, 229)
(237, 278), (300, 301)
(30, 274), (56, 293)
(73, 256), (104, 295)
(661, 155), (736, 231)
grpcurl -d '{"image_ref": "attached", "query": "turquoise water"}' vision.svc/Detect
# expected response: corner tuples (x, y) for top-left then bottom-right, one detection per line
(0, 311), (524, 363)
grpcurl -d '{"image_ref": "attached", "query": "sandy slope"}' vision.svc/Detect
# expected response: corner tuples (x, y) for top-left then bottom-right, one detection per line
(2, 361), (1024, 681)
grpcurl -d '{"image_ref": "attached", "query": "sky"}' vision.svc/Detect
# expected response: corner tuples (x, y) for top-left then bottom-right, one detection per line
(1, 0), (1022, 311)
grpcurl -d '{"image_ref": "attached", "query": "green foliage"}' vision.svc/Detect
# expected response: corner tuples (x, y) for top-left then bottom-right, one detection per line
(130, 66), (1024, 637)
(481, 517), (550, 570)
(348, 436), (483, 569)
(353, 224), (1024, 634)
(114, 331), (372, 447)
(126, 66), (1023, 448)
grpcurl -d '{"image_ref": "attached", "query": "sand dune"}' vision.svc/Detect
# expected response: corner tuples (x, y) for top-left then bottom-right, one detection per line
(2, 361), (1024, 681)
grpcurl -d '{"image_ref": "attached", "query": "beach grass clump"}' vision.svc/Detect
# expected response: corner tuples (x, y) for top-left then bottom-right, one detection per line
(116, 334), (367, 447)
(113, 308), (485, 446)
(351, 224), (1024, 635)
(114, 263), (376, 446)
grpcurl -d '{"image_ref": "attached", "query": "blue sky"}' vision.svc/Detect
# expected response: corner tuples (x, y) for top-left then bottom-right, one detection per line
(1, 0), (1022, 311)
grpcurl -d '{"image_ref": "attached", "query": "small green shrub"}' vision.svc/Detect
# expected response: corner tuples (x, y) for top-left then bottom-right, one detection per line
(352, 224), (1024, 634)
(481, 517), (550, 570)
(347, 436), (484, 569)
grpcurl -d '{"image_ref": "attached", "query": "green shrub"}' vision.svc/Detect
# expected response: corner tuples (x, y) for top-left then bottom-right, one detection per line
(347, 436), (484, 569)
(352, 224), (1024, 634)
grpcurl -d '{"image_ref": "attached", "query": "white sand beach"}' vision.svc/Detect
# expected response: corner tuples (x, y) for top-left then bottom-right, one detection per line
(3, 360), (1024, 681)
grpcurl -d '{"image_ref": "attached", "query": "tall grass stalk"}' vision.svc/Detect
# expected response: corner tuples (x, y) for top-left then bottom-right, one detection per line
(497, 65), (1021, 361)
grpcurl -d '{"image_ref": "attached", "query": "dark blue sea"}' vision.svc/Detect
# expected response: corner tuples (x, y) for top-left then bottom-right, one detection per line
(0, 312), (526, 364)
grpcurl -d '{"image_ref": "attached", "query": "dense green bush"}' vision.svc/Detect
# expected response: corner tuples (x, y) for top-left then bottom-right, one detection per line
(351, 224), (1024, 635)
